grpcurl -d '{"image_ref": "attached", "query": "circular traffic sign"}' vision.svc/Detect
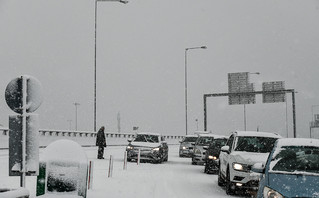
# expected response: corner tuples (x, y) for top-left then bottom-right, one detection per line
(5, 75), (43, 114)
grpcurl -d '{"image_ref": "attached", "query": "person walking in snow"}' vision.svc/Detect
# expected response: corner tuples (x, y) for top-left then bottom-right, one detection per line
(96, 126), (106, 159)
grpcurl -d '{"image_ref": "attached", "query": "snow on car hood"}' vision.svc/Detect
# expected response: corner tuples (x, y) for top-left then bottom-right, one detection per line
(131, 141), (161, 148)
(232, 151), (270, 165)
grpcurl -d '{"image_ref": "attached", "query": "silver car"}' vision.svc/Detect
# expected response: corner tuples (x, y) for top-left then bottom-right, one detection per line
(192, 134), (225, 165)
(126, 132), (169, 163)
(179, 135), (198, 157)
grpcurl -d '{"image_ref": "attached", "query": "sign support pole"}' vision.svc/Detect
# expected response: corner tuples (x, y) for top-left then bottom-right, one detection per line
(203, 89), (296, 137)
(21, 76), (27, 187)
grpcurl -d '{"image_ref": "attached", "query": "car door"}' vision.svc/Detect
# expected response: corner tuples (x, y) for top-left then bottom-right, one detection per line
(220, 134), (235, 177)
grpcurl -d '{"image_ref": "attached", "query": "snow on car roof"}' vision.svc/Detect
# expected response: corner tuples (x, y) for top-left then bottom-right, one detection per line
(276, 138), (319, 147)
(184, 134), (198, 137)
(234, 131), (281, 138)
(198, 133), (227, 138)
(136, 132), (161, 136)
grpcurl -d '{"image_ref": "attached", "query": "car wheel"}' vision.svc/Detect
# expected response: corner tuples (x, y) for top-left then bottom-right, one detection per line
(204, 164), (208, 173)
(127, 157), (132, 162)
(191, 157), (197, 165)
(217, 168), (225, 186)
(164, 154), (168, 162)
(226, 169), (235, 195)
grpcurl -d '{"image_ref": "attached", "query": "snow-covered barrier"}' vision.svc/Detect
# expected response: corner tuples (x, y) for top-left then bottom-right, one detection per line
(0, 187), (30, 198)
(0, 129), (183, 149)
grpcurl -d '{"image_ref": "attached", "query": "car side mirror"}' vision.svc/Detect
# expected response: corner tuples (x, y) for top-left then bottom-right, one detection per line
(251, 163), (265, 174)
(221, 146), (230, 154)
(179, 140), (183, 143)
(203, 146), (208, 150)
(191, 143), (195, 146)
(127, 138), (133, 143)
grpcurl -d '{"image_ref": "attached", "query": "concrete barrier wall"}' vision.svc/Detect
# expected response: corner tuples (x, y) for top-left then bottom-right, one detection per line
(0, 129), (183, 149)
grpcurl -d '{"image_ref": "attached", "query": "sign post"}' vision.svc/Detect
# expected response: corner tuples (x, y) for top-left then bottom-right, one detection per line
(5, 75), (42, 187)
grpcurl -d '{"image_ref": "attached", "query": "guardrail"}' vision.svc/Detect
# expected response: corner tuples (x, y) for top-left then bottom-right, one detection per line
(0, 128), (184, 149)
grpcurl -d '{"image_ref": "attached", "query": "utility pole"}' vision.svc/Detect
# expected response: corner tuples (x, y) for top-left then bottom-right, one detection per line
(74, 102), (80, 131)
(117, 112), (121, 133)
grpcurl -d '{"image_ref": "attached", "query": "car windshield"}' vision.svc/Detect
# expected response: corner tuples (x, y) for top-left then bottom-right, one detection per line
(196, 137), (214, 146)
(134, 134), (159, 143)
(270, 146), (319, 174)
(183, 137), (198, 142)
(210, 139), (227, 149)
(234, 136), (278, 153)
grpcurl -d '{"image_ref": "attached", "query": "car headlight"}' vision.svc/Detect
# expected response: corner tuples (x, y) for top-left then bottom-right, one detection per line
(182, 146), (187, 150)
(194, 148), (201, 155)
(208, 155), (218, 160)
(233, 163), (249, 172)
(263, 186), (284, 198)
(152, 147), (160, 152)
(126, 146), (133, 150)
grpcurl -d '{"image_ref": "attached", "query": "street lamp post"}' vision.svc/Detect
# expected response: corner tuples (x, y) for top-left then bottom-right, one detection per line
(184, 46), (207, 135)
(74, 102), (80, 131)
(94, 0), (128, 132)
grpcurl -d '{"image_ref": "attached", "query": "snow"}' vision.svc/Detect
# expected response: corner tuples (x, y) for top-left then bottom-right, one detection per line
(129, 142), (160, 148)
(275, 138), (319, 147)
(234, 131), (282, 138)
(42, 139), (87, 163)
(0, 145), (238, 198)
(232, 151), (270, 165)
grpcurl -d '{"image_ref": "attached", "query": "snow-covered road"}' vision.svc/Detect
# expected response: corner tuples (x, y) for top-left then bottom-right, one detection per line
(0, 145), (240, 198)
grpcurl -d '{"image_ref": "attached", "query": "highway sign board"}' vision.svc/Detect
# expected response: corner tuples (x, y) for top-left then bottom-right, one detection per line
(228, 72), (256, 105)
(262, 81), (286, 103)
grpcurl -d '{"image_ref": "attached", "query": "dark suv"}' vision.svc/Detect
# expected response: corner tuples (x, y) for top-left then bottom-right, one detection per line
(204, 137), (228, 174)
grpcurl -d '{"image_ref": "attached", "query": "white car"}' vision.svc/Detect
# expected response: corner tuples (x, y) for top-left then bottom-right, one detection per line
(218, 131), (281, 195)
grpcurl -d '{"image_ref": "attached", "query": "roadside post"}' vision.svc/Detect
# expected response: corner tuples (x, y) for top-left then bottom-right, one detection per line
(5, 75), (42, 187)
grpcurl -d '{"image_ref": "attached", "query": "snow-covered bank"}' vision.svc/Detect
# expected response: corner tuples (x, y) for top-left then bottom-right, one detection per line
(0, 145), (238, 198)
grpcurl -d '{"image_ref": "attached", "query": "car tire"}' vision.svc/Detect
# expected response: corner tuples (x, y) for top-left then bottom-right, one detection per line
(226, 169), (235, 195)
(217, 168), (225, 186)
(164, 154), (168, 162)
(204, 164), (208, 173)
(191, 157), (197, 165)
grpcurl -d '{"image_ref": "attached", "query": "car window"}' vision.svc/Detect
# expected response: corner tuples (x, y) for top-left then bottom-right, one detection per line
(196, 137), (214, 145)
(183, 137), (198, 142)
(234, 136), (278, 153)
(212, 139), (227, 148)
(226, 135), (234, 149)
(134, 134), (159, 143)
(270, 146), (319, 174)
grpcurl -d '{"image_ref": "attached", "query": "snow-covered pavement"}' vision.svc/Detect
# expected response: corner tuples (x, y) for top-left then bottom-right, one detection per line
(0, 145), (240, 198)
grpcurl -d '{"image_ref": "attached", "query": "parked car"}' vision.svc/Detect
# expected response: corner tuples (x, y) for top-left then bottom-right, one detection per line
(204, 137), (228, 174)
(179, 134), (198, 157)
(252, 138), (319, 198)
(192, 134), (224, 165)
(218, 131), (281, 195)
(126, 132), (169, 163)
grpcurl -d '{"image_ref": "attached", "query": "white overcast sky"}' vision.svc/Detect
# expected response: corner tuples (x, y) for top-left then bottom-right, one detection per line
(1, 0), (319, 137)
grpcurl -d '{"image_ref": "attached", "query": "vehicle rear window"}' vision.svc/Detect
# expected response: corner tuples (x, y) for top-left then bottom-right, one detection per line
(234, 136), (278, 153)
(270, 146), (319, 174)
(183, 137), (198, 142)
(196, 137), (214, 146)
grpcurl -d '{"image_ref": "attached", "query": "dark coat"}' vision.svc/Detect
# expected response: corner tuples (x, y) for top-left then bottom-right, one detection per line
(96, 127), (106, 147)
